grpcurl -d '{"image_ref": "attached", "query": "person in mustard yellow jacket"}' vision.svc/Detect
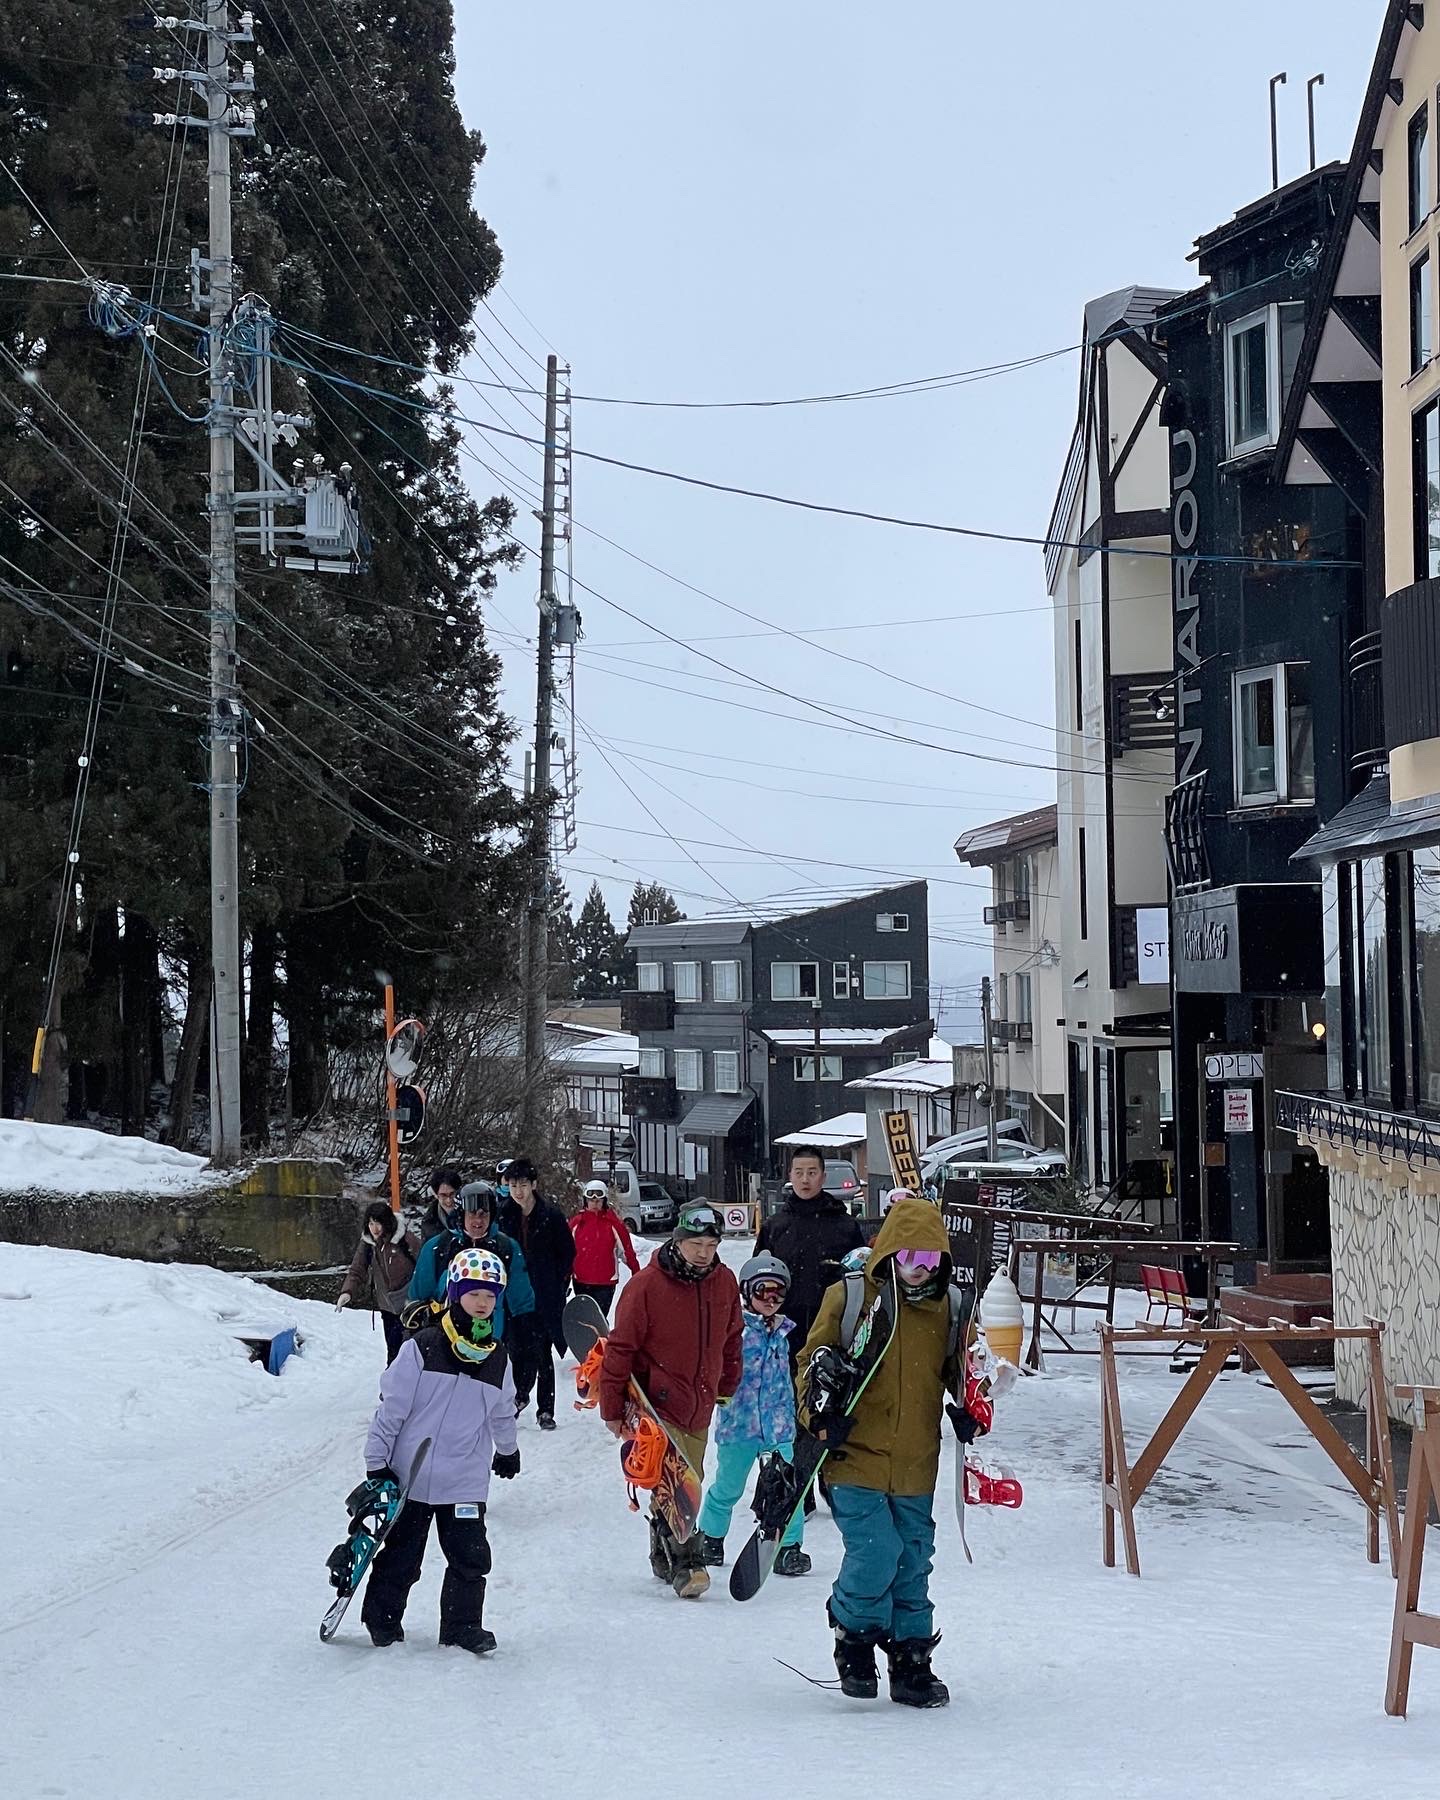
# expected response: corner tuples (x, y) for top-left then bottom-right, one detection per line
(797, 1195), (972, 1708)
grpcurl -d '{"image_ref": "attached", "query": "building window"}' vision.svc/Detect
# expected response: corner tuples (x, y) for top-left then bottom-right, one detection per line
(1411, 102), (1431, 235)
(1414, 399), (1440, 582)
(1078, 827), (1089, 940)
(1355, 858), (1392, 1102)
(771, 961), (819, 1000)
(713, 1050), (740, 1093)
(710, 959), (741, 1003)
(831, 960), (851, 1000)
(1014, 858), (1031, 907)
(673, 960), (701, 1002)
(862, 960), (911, 1000)
(674, 1049), (703, 1092)
(637, 961), (662, 993)
(794, 1055), (843, 1081)
(1413, 253), (1433, 375)
(1073, 618), (1083, 732)
(876, 912), (909, 932)
(1415, 850), (1440, 1109)
(1232, 664), (1314, 806)
(638, 1046), (664, 1078)
(1225, 308), (1279, 456)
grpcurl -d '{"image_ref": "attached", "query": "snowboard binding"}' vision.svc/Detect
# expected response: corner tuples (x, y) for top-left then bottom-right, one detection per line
(751, 1450), (801, 1535)
(326, 1474), (401, 1596)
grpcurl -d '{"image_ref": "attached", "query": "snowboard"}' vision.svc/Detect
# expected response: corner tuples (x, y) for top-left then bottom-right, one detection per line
(729, 1270), (900, 1602)
(320, 1434), (432, 1643)
(563, 1294), (703, 1544)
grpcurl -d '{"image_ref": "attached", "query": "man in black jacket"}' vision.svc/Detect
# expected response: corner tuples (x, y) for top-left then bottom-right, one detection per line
(498, 1156), (576, 1430)
(754, 1145), (865, 1374)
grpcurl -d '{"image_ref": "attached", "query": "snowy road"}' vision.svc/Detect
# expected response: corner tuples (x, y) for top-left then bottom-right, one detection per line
(2, 1242), (1438, 1799)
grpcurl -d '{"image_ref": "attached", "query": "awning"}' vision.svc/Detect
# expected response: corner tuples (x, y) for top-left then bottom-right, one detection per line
(678, 1093), (755, 1140)
(774, 1111), (867, 1148)
(1292, 772), (1440, 862)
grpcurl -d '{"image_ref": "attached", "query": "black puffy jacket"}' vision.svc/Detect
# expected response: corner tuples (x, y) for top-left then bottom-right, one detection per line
(754, 1190), (865, 1346)
(498, 1196), (576, 1345)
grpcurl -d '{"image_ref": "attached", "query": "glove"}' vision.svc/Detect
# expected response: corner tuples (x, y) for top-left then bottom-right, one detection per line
(366, 1465), (400, 1488)
(716, 1394), (733, 1408)
(946, 1399), (990, 1443)
(335, 1293), (352, 1310)
(492, 1449), (521, 1480)
(808, 1411), (854, 1449)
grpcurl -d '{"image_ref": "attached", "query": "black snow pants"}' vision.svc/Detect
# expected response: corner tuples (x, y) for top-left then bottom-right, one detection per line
(510, 1313), (556, 1417)
(361, 1501), (490, 1637)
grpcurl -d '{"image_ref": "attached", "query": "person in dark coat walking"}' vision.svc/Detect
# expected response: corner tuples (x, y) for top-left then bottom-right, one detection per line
(498, 1156), (575, 1430)
(338, 1201), (420, 1364)
(415, 1166), (463, 1245)
(754, 1146), (865, 1371)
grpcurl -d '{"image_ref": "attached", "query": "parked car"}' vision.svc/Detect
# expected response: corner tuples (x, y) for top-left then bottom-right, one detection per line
(823, 1159), (864, 1215)
(933, 1144), (1069, 1186)
(620, 1179), (676, 1236)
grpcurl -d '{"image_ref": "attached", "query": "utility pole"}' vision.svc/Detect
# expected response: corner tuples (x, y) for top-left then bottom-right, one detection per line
(206, 0), (242, 1165)
(520, 356), (560, 1138)
(980, 975), (999, 1160)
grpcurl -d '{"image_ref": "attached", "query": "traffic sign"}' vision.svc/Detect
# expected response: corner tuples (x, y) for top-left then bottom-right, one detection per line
(394, 1083), (426, 1146)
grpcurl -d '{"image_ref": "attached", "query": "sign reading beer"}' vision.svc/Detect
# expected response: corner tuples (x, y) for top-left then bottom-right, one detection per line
(884, 1109), (924, 1194)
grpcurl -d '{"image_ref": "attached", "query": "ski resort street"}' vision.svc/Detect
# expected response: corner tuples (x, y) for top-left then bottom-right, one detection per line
(2, 1237), (1435, 1799)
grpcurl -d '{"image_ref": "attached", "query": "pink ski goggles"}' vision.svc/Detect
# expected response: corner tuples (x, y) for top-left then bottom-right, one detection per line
(894, 1249), (943, 1273)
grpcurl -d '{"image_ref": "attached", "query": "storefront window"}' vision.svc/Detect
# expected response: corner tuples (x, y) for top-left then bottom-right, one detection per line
(1414, 848), (1440, 1110)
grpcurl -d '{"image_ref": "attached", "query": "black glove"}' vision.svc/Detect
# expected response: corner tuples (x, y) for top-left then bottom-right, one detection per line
(367, 1465), (400, 1488)
(946, 1401), (982, 1444)
(492, 1449), (521, 1480)
(808, 1411), (854, 1449)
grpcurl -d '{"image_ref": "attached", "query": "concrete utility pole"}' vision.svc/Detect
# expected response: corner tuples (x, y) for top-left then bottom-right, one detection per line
(812, 998), (824, 1125)
(206, 0), (242, 1164)
(980, 975), (999, 1161)
(520, 356), (560, 1136)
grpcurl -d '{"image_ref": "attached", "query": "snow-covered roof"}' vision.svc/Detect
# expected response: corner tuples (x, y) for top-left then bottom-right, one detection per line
(761, 1027), (912, 1049)
(773, 1112), (868, 1148)
(549, 1029), (639, 1071)
(0, 1118), (215, 1198)
(847, 1058), (956, 1094)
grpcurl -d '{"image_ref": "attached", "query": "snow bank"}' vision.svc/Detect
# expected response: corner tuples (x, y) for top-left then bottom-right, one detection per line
(0, 1116), (215, 1197)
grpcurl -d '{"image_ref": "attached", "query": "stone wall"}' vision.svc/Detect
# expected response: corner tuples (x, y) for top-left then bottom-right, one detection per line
(1320, 1143), (1440, 1425)
(0, 1158), (360, 1274)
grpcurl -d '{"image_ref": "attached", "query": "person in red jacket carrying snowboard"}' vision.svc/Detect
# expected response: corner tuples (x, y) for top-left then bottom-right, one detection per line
(598, 1201), (743, 1597)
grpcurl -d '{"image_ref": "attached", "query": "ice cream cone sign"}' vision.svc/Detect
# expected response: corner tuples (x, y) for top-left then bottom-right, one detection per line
(980, 1270), (1025, 1368)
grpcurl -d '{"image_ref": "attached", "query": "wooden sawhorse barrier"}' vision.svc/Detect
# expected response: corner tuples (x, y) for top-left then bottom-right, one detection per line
(1100, 1319), (1400, 1577)
(1385, 1386), (1440, 1717)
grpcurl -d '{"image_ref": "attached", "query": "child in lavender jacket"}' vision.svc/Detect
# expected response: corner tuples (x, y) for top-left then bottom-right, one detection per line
(693, 1253), (811, 1578)
(360, 1246), (521, 1654)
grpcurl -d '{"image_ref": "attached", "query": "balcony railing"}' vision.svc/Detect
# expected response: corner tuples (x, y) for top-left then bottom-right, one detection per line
(1348, 629), (1385, 780)
(1276, 1089), (1440, 1169)
(1165, 770), (1210, 894)
(1110, 672), (1176, 756)
(620, 989), (674, 1033)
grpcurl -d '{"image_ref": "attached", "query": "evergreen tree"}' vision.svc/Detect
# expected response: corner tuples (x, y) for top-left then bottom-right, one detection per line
(0, 1), (529, 1133)
(626, 881), (685, 930)
(571, 881), (624, 1000)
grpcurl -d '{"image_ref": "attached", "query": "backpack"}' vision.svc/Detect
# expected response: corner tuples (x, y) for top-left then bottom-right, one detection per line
(837, 1270), (970, 1373)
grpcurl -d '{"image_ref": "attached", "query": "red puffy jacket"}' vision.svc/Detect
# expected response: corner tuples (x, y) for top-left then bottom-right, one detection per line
(599, 1254), (743, 1435)
(571, 1207), (640, 1284)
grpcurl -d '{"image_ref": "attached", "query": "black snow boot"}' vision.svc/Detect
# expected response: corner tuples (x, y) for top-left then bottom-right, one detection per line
(886, 1634), (949, 1708)
(537, 1411), (557, 1431)
(440, 1624), (497, 1655)
(693, 1531), (726, 1568)
(367, 1621), (405, 1648)
(648, 1514), (677, 1582)
(830, 1616), (883, 1699)
(773, 1543), (812, 1578)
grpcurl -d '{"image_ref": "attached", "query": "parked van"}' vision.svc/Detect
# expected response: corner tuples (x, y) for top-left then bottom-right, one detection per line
(592, 1161), (674, 1236)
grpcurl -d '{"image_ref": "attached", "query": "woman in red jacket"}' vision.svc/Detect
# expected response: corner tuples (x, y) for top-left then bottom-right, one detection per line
(570, 1179), (640, 1318)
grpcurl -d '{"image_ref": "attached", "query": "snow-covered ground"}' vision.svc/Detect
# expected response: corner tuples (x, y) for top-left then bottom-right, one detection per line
(0, 1117), (214, 1196)
(2, 1238), (1437, 1798)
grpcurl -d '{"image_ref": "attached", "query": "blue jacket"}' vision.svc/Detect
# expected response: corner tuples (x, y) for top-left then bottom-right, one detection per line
(715, 1311), (797, 1448)
(408, 1224), (535, 1332)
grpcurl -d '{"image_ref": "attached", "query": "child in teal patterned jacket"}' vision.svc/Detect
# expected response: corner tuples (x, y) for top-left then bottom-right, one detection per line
(693, 1253), (811, 1578)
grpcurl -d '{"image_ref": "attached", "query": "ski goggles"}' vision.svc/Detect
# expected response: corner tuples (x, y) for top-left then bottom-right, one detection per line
(746, 1280), (787, 1305)
(894, 1248), (943, 1273)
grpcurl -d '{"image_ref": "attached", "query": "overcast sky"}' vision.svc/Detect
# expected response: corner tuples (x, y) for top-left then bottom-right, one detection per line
(452, 1), (1382, 1031)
